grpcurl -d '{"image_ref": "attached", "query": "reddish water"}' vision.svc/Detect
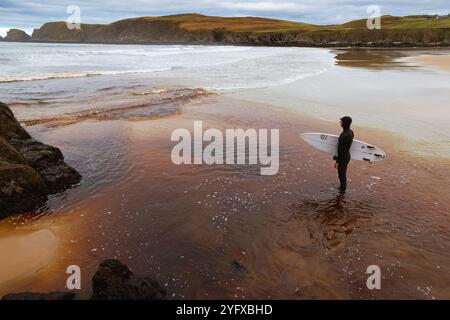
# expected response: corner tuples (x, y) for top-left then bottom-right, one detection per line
(1, 94), (448, 299)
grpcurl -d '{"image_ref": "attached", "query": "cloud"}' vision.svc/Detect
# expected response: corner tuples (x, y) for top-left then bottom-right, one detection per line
(219, 1), (307, 12)
(0, 0), (448, 31)
(0, 28), (9, 37)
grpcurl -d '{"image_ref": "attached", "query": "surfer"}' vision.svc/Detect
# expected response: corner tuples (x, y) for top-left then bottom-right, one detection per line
(333, 116), (354, 194)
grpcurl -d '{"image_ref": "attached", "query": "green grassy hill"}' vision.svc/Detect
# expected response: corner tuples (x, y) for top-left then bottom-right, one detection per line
(146, 13), (318, 32)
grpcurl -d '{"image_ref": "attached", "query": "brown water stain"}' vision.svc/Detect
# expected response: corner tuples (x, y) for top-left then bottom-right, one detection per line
(0, 94), (449, 300)
(21, 88), (210, 128)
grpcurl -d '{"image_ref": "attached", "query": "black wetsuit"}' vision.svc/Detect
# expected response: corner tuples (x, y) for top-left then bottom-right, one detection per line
(335, 128), (354, 193)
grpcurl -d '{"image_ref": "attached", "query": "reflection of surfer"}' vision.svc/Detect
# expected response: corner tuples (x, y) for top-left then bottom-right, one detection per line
(333, 117), (354, 194)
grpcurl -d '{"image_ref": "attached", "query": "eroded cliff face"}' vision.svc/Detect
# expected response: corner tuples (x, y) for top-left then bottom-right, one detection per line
(30, 20), (213, 44)
(3, 29), (31, 42)
(0, 102), (81, 218)
(205, 28), (450, 47)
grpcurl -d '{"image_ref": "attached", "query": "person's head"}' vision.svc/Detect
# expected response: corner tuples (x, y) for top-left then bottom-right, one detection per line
(340, 116), (352, 129)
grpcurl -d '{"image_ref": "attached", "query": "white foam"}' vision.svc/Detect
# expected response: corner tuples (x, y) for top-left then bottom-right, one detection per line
(0, 43), (335, 89)
(0, 68), (172, 83)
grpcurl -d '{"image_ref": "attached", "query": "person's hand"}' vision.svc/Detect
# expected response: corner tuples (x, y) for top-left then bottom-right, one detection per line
(334, 162), (338, 169)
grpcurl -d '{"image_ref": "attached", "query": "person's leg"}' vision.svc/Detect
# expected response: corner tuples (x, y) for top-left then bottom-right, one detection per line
(338, 161), (349, 193)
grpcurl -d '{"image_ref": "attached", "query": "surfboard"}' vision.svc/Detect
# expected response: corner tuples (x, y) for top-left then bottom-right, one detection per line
(300, 133), (386, 162)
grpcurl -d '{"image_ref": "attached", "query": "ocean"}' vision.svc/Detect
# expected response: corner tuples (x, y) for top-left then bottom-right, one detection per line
(0, 42), (334, 88)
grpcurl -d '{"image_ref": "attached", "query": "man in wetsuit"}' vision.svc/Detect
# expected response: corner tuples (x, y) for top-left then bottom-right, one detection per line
(333, 116), (354, 194)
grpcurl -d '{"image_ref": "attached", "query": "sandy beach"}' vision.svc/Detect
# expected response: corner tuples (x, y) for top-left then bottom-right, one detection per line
(0, 46), (449, 299)
(0, 228), (56, 292)
(408, 54), (450, 73)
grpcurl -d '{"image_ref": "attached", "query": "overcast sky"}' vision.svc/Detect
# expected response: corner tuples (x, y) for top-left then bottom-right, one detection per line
(1, 0), (449, 36)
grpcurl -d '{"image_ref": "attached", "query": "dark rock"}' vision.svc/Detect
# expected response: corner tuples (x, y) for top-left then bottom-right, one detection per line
(91, 259), (167, 300)
(0, 159), (48, 216)
(10, 138), (82, 193)
(0, 102), (31, 140)
(4, 29), (31, 42)
(2, 291), (76, 300)
(231, 260), (247, 273)
(2, 260), (166, 300)
(0, 102), (81, 218)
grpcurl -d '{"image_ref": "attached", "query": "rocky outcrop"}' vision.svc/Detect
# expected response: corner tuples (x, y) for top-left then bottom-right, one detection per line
(91, 259), (167, 300)
(28, 14), (450, 47)
(2, 259), (167, 300)
(31, 20), (207, 44)
(0, 102), (81, 218)
(4, 29), (31, 42)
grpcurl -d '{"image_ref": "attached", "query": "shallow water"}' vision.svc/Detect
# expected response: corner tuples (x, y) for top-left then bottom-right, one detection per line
(0, 96), (447, 299)
(0, 45), (449, 299)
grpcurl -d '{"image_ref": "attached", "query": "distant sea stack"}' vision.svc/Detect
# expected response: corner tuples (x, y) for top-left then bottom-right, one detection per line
(4, 29), (31, 42)
(0, 102), (81, 219)
(30, 13), (450, 47)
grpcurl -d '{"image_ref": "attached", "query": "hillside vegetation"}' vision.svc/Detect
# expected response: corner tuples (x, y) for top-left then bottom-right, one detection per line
(18, 13), (450, 46)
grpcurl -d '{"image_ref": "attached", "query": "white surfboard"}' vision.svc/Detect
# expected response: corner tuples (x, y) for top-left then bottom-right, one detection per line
(300, 133), (386, 162)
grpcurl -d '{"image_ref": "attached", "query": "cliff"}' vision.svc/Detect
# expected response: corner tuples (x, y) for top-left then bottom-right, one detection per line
(0, 102), (81, 219)
(4, 29), (31, 42)
(29, 13), (450, 47)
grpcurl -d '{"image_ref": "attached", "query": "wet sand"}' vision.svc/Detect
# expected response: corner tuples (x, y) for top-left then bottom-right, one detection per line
(0, 93), (449, 299)
(0, 227), (57, 294)
(409, 54), (450, 73)
(0, 49), (449, 300)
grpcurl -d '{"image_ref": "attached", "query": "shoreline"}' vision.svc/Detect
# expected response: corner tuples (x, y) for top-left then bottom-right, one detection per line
(226, 50), (450, 160)
(404, 54), (450, 73)
(2, 40), (450, 49)
(1, 93), (449, 299)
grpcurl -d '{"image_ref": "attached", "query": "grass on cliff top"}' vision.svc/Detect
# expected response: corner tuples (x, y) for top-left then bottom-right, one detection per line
(131, 13), (450, 32)
(124, 13), (319, 32)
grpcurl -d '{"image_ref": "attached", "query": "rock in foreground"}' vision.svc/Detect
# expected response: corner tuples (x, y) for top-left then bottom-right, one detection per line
(91, 259), (167, 300)
(0, 101), (81, 218)
(2, 259), (166, 300)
